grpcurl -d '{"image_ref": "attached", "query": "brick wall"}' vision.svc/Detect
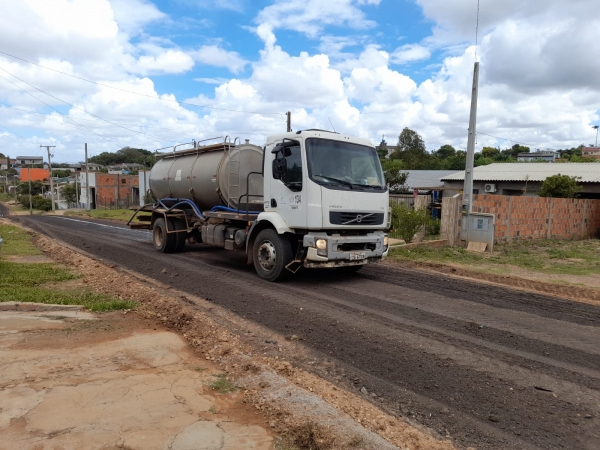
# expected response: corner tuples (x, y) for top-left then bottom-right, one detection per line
(95, 174), (139, 208)
(472, 194), (600, 242)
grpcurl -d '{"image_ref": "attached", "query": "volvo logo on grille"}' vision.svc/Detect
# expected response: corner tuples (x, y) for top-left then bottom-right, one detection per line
(341, 213), (374, 225)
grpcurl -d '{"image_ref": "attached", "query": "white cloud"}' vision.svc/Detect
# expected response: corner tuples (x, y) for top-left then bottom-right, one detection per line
(192, 45), (248, 73)
(256, 0), (380, 38)
(391, 44), (431, 64)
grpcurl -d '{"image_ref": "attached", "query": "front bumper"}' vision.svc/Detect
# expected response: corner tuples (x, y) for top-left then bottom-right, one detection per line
(302, 231), (388, 267)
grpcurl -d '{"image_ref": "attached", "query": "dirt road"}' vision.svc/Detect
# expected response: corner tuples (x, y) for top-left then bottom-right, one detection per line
(12, 214), (600, 450)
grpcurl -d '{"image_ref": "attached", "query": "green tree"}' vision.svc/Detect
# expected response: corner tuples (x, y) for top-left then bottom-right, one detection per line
(61, 183), (78, 204)
(391, 205), (431, 243)
(433, 144), (456, 159)
(537, 174), (582, 198)
(381, 159), (408, 193)
(481, 146), (500, 159)
(52, 169), (72, 178)
(390, 128), (428, 165)
(17, 181), (44, 196)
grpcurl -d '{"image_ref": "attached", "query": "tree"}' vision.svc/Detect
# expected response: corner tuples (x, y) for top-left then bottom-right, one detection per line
(17, 181), (44, 196)
(481, 146), (500, 159)
(381, 159), (408, 193)
(537, 174), (582, 198)
(433, 144), (456, 159)
(389, 128), (434, 169)
(61, 183), (78, 204)
(52, 169), (72, 178)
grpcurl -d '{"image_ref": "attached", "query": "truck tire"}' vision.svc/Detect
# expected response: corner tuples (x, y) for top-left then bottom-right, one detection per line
(336, 265), (364, 273)
(253, 229), (293, 282)
(153, 217), (177, 253)
(171, 218), (187, 252)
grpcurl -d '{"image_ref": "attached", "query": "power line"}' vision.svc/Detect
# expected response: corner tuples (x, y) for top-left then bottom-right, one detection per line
(0, 67), (180, 143)
(477, 131), (559, 151)
(0, 49), (284, 117)
(0, 73), (124, 144)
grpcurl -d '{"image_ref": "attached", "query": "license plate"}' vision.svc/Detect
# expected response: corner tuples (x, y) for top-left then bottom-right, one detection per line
(349, 252), (366, 261)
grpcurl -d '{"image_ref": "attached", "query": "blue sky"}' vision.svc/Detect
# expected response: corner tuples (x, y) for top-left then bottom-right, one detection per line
(0, 0), (599, 162)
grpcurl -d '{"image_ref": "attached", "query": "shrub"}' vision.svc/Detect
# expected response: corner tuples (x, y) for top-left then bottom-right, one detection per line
(391, 205), (430, 243)
(537, 174), (582, 198)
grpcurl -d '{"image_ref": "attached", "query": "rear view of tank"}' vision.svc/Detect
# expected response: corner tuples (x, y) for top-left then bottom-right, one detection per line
(149, 139), (264, 212)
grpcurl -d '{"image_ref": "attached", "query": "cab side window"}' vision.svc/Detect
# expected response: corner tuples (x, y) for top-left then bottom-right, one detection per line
(285, 144), (302, 183)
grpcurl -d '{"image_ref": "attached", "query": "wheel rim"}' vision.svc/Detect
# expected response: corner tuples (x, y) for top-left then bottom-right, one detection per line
(257, 240), (277, 271)
(153, 226), (164, 247)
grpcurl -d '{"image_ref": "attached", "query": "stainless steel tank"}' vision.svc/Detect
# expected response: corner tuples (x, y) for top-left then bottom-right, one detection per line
(149, 143), (264, 211)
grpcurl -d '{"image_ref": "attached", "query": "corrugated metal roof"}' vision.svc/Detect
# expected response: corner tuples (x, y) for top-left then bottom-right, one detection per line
(404, 170), (457, 188)
(441, 163), (600, 183)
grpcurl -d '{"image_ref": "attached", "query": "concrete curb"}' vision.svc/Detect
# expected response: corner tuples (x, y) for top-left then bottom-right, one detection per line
(0, 302), (85, 312)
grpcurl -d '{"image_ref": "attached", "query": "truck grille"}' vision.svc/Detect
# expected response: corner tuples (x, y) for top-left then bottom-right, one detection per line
(329, 212), (384, 226)
(337, 242), (377, 252)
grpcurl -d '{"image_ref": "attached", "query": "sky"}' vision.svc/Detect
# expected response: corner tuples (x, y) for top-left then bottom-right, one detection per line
(0, 0), (599, 163)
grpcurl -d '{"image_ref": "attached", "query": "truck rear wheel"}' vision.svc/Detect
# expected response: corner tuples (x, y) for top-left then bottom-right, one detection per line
(253, 229), (293, 282)
(153, 217), (177, 253)
(171, 218), (187, 252)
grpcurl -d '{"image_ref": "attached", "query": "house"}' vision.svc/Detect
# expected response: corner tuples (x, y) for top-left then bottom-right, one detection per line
(404, 170), (458, 191)
(67, 163), (104, 172)
(78, 172), (139, 209)
(581, 147), (600, 160)
(441, 163), (600, 199)
(0, 158), (16, 170)
(517, 152), (558, 162)
(16, 156), (44, 166)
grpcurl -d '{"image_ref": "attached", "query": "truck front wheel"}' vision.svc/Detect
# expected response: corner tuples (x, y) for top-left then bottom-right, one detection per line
(253, 229), (293, 282)
(153, 217), (177, 253)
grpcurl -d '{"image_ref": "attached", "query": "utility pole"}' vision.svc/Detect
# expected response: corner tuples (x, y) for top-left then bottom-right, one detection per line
(286, 111), (291, 132)
(593, 125), (599, 147)
(85, 143), (90, 211)
(462, 62), (479, 216)
(41, 145), (56, 211)
(28, 165), (33, 215)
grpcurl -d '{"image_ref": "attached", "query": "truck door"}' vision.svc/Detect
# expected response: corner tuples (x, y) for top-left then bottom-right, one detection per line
(268, 140), (307, 229)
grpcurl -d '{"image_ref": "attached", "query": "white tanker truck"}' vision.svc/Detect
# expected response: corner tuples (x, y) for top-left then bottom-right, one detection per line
(129, 129), (390, 281)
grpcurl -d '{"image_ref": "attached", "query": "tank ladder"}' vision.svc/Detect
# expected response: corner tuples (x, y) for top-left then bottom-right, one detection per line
(224, 136), (241, 208)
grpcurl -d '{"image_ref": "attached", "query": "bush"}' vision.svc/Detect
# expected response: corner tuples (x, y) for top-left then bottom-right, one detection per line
(391, 205), (431, 243)
(537, 174), (582, 198)
(17, 195), (52, 211)
(426, 218), (441, 236)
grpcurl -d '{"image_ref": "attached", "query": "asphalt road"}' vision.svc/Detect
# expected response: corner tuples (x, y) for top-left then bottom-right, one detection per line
(10, 214), (600, 450)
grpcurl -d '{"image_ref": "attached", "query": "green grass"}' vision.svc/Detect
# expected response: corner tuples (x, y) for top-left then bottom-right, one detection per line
(65, 209), (134, 221)
(0, 193), (12, 201)
(389, 239), (600, 276)
(0, 224), (42, 256)
(0, 261), (136, 311)
(207, 373), (237, 393)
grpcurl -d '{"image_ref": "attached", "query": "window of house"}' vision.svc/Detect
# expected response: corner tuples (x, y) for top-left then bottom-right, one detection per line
(121, 179), (126, 184)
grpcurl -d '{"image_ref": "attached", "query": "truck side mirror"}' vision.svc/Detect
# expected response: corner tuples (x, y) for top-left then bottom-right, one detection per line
(272, 157), (287, 181)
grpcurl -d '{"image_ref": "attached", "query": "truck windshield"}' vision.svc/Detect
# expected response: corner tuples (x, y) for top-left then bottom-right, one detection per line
(305, 138), (385, 190)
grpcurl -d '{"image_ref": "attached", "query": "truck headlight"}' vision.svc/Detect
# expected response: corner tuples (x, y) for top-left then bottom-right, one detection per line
(316, 239), (327, 250)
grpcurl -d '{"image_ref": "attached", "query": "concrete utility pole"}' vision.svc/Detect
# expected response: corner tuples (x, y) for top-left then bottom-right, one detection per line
(41, 145), (56, 211)
(462, 62), (479, 216)
(593, 125), (599, 147)
(286, 111), (291, 132)
(28, 165), (33, 215)
(85, 143), (90, 211)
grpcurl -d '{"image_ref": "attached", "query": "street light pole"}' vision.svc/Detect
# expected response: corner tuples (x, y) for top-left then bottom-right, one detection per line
(593, 125), (599, 147)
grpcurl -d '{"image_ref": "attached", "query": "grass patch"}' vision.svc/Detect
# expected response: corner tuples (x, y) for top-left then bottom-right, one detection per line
(207, 373), (237, 394)
(390, 238), (600, 276)
(0, 224), (42, 256)
(65, 209), (133, 221)
(0, 260), (135, 312)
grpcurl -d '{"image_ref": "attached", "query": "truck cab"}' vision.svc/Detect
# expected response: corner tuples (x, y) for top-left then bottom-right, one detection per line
(251, 130), (389, 277)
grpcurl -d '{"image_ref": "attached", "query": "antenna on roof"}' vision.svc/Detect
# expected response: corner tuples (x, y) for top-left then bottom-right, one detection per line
(328, 117), (336, 133)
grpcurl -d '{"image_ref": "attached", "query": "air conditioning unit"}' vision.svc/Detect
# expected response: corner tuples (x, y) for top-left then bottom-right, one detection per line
(484, 183), (496, 193)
